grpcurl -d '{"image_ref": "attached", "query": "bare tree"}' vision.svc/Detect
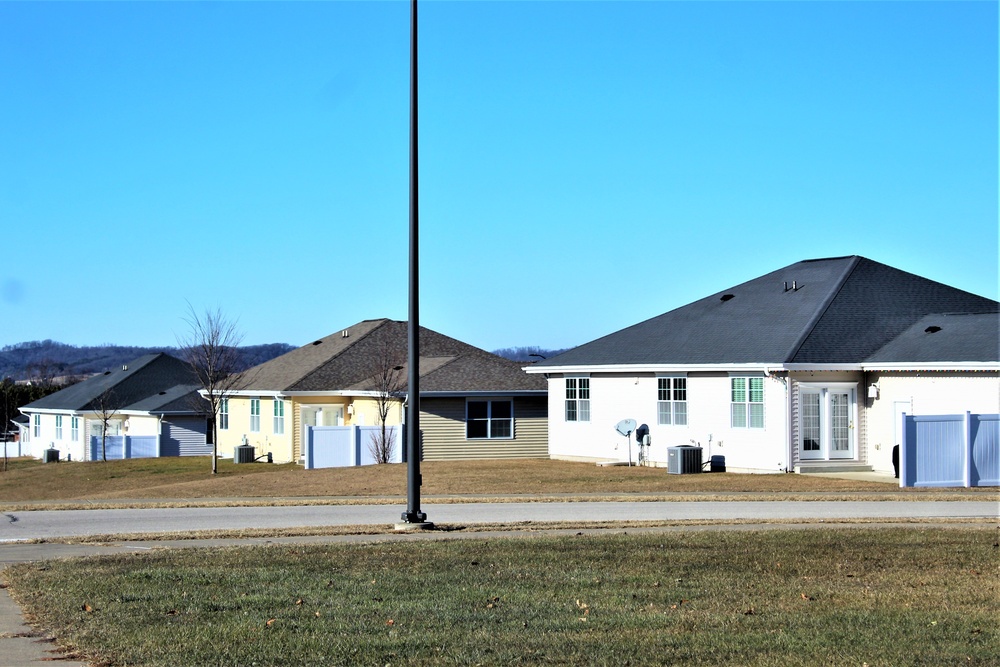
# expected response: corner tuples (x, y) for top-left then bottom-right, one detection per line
(91, 387), (121, 462)
(1, 378), (10, 472)
(178, 305), (250, 474)
(366, 339), (406, 465)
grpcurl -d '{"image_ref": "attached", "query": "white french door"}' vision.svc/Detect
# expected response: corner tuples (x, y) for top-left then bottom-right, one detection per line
(798, 385), (856, 461)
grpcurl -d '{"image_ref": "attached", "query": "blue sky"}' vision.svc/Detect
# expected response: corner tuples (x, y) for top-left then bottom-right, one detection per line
(1, 1), (996, 352)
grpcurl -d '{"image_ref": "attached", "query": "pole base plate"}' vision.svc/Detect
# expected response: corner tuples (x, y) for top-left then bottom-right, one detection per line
(394, 521), (435, 532)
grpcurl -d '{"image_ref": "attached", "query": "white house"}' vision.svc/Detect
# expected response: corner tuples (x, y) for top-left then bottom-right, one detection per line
(526, 256), (999, 475)
(19, 353), (210, 461)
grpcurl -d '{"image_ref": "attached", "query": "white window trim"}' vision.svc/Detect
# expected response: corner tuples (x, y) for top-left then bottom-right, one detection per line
(273, 398), (285, 435)
(250, 398), (261, 433)
(656, 374), (688, 426)
(71, 416), (80, 441)
(564, 375), (591, 423)
(219, 398), (229, 431)
(33, 414), (40, 438)
(465, 398), (514, 440)
(730, 374), (765, 429)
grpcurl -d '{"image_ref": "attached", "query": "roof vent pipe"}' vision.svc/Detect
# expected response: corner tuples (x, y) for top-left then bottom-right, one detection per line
(342, 329), (349, 338)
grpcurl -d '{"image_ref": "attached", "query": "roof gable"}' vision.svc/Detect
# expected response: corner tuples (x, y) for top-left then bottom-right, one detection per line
(241, 319), (546, 394)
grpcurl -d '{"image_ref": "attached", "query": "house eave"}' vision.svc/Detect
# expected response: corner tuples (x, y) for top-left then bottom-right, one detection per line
(860, 362), (999, 372)
(421, 390), (547, 398)
(783, 363), (864, 372)
(524, 363), (779, 374)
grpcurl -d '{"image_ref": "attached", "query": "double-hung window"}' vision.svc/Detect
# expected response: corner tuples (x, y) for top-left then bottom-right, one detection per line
(55, 415), (63, 440)
(250, 398), (261, 433)
(219, 398), (229, 430)
(731, 376), (765, 428)
(273, 399), (285, 435)
(657, 376), (688, 426)
(33, 414), (40, 438)
(565, 377), (591, 422)
(71, 416), (80, 441)
(466, 399), (513, 439)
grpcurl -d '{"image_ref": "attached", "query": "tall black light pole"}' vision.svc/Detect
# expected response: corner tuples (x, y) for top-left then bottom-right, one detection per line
(401, 0), (428, 526)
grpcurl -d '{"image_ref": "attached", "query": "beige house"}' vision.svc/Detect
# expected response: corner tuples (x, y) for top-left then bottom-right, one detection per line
(216, 319), (548, 465)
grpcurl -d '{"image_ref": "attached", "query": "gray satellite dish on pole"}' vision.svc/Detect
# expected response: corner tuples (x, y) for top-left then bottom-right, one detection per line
(615, 419), (637, 437)
(615, 418), (637, 466)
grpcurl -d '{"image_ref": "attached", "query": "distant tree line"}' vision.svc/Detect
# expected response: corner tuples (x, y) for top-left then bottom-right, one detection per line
(1, 378), (61, 437)
(491, 346), (572, 362)
(0, 340), (295, 382)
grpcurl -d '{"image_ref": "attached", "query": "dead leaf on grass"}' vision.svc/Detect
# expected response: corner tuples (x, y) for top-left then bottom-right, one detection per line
(81, 603), (93, 613)
(266, 618), (276, 627)
(800, 594), (815, 601)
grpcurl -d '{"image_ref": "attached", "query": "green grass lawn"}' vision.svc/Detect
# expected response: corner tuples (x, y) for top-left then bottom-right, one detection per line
(6, 527), (997, 666)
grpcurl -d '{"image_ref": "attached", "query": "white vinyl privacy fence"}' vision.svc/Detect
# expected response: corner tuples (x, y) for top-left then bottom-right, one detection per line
(304, 425), (403, 469)
(900, 413), (999, 488)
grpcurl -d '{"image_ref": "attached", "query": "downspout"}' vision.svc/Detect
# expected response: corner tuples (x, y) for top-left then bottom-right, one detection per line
(786, 373), (794, 473)
(768, 366), (793, 473)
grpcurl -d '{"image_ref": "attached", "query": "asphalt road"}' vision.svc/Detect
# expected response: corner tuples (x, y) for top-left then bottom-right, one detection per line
(2, 500), (997, 541)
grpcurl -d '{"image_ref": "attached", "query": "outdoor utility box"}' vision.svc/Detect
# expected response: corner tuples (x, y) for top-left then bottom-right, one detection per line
(44, 448), (60, 463)
(667, 445), (702, 474)
(234, 444), (255, 464)
(710, 455), (726, 473)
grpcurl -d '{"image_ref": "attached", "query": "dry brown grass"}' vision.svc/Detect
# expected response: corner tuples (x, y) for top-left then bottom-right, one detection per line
(2, 456), (994, 508)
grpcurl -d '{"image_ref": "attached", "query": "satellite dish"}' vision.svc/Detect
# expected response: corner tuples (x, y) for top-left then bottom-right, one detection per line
(615, 418), (637, 437)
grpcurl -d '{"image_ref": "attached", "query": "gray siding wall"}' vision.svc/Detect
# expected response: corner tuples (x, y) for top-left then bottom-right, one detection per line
(420, 396), (548, 460)
(162, 418), (210, 457)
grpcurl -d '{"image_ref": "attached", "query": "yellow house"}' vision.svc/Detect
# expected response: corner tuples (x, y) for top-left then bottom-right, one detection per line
(216, 319), (548, 465)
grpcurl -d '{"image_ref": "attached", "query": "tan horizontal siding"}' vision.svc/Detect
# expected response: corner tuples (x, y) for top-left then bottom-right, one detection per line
(420, 397), (549, 461)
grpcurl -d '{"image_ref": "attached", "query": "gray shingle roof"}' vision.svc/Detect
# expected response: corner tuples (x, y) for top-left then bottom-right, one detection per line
(239, 319), (546, 394)
(865, 313), (999, 364)
(534, 256), (998, 367)
(23, 353), (201, 412)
